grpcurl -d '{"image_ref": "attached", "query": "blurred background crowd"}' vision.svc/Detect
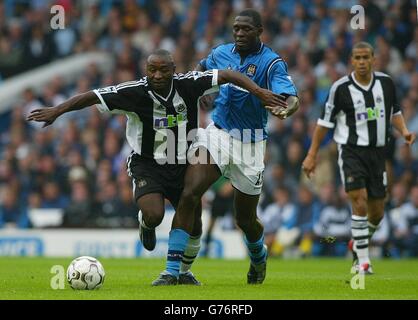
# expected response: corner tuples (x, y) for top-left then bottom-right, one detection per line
(0, 0), (417, 258)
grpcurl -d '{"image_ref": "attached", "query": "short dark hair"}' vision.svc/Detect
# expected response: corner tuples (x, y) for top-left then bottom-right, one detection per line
(148, 49), (174, 63)
(352, 42), (374, 56)
(237, 9), (262, 27)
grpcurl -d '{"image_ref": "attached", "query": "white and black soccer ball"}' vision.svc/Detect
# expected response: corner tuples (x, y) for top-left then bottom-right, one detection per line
(67, 256), (105, 290)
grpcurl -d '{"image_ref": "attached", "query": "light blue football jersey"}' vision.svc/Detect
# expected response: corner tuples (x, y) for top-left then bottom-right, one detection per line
(200, 43), (297, 142)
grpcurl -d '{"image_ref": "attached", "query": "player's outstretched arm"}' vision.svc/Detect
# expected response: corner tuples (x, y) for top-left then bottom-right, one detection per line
(217, 69), (286, 109)
(27, 91), (100, 128)
(302, 125), (329, 179)
(392, 113), (416, 146)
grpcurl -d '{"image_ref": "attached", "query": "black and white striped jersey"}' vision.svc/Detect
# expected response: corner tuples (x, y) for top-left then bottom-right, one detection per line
(93, 70), (219, 163)
(318, 71), (401, 147)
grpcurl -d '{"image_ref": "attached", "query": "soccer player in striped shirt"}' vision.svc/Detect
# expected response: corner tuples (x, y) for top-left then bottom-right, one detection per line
(302, 42), (416, 274)
(28, 49), (285, 284)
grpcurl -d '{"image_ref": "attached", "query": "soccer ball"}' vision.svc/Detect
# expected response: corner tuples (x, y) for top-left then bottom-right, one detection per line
(67, 256), (105, 290)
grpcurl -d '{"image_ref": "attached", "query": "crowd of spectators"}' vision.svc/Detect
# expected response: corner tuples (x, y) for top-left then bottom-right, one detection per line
(0, 0), (417, 257)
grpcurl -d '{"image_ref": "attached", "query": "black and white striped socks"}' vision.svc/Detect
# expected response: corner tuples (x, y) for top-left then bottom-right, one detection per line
(352, 215), (370, 265)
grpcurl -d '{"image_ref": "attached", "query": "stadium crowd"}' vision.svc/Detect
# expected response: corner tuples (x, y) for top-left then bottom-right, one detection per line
(0, 0), (417, 258)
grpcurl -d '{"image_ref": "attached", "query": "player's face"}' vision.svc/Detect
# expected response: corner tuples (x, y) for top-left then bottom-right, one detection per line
(146, 55), (175, 91)
(351, 48), (374, 77)
(232, 16), (262, 52)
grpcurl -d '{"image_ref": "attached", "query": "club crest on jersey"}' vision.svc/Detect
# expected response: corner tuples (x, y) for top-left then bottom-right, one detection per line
(246, 64), (257, 77)
(376, 96), (382, 103)
(175, 103), (186, 113)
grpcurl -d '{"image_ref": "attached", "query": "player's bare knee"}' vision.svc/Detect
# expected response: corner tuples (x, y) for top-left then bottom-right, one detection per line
(350, 194), (368, 215)
(141, 209), (164, 228)
(180, 188), (202, 208)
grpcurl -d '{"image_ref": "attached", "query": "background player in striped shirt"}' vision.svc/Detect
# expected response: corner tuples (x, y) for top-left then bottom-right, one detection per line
(27, 49), (285, 285)
(302, 42), (416, 274)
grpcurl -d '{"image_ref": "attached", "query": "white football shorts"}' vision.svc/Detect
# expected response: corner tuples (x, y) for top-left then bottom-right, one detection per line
(188, 122), (266, 195)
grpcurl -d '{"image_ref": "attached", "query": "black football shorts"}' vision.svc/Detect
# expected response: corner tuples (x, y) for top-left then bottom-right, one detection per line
(126, 152), (187, 208)
(337, 144), (387, 199)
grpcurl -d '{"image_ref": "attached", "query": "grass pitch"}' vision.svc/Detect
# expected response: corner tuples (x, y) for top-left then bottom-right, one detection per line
(0, 257), (417, 300)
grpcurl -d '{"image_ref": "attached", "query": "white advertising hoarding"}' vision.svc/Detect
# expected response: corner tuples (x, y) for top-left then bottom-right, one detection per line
(0, 212), (247, 258)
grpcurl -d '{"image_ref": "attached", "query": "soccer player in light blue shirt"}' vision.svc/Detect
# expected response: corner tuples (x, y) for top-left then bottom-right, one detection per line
(153, 8), (299, 286)
(200, 36), (298, 142)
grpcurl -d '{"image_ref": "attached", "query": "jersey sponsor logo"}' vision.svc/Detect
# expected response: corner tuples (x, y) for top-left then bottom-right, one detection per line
(246, 64), (257, 77)
(154, 114), (186, 128)
(356, 107), (384, 121)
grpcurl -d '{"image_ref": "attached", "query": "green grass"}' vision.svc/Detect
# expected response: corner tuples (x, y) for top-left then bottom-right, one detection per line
(0, 257), (417, 300)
